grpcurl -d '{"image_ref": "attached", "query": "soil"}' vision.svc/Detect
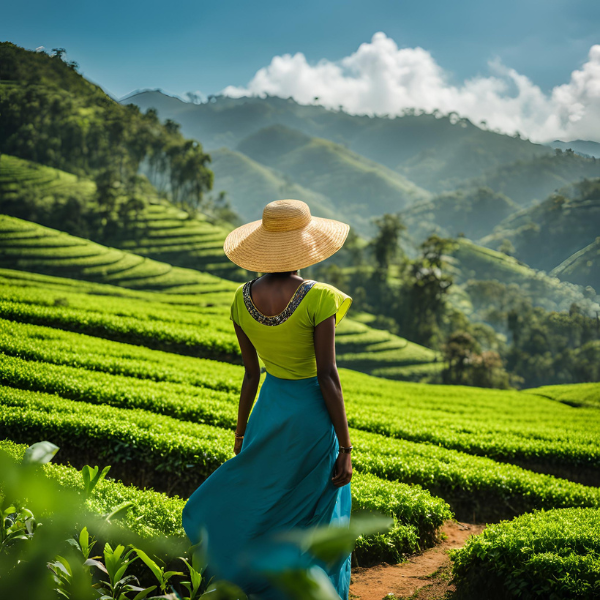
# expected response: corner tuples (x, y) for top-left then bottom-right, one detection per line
(349, 521), (486, 600)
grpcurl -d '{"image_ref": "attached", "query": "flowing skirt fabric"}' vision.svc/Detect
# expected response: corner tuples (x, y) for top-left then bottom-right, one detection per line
(182, 372), (352, 599)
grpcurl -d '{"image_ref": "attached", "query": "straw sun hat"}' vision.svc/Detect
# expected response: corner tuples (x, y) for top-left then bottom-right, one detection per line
(223, 199), (350, 273)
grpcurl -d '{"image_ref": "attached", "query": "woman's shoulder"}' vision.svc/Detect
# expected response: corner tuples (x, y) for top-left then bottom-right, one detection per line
(306, 280), (352, 327)
(309, 280), (351, 300)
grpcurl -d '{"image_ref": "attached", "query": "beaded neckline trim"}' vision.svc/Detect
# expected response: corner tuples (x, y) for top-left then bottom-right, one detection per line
(243, 279), (316, 326)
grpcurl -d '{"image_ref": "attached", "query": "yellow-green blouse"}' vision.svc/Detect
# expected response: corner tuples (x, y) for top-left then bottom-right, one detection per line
(230, 279), (352, 380)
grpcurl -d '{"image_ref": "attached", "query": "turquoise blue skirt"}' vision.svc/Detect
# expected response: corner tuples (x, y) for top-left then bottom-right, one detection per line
(182, 372), (352, 599)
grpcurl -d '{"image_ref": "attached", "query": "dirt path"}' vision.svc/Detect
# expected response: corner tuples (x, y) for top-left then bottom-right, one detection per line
(349, 521), (485, 600)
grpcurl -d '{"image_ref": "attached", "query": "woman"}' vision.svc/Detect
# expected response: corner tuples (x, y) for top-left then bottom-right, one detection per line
(182, 199), (354, 600)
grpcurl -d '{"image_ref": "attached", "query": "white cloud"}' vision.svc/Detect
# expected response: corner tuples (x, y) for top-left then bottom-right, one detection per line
(222, 32), (600, 143)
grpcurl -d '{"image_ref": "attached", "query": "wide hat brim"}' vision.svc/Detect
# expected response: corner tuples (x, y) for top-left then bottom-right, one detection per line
(223, 216), (350, 273)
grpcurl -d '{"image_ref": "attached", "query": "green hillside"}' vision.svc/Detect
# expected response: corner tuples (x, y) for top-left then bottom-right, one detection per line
(209, 147), (338, 222)
(482, 178), (600, 274)
(460, 149), (600, 206)
(0, 153), (241, 278)
(400, 186), (518, 243)
(449, 238), (597, 315)
(236, 124), (430, 229)
(0, 42), (211, 202)
(550, 237), (600, 291)
(526, 383), (600, 409)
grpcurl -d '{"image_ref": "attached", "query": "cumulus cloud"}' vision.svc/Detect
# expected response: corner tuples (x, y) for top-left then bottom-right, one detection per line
(222, 32), (600, 143)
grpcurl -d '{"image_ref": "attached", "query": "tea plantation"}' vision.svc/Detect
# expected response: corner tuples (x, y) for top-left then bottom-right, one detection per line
(1, 218), (599, 596)
(0, 213), (444, 379)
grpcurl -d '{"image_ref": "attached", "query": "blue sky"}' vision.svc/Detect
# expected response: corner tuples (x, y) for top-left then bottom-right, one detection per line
(2, 0), (598, 100)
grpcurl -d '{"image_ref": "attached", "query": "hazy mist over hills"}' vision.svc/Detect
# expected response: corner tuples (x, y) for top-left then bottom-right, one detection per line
(122, 90), (600, 239)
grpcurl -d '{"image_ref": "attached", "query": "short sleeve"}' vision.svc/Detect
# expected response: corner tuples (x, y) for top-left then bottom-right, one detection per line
(312, 284), (353, 328)
(230, 284), (243, 326)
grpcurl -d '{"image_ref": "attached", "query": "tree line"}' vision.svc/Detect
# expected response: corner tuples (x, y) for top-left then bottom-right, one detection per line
(314, 213), (600, 389)
(0, 42), (214, 228)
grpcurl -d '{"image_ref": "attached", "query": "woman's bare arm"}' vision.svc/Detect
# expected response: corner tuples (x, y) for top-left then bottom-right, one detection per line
(314, 315), (352, 487)
(233, 322), (261, 454)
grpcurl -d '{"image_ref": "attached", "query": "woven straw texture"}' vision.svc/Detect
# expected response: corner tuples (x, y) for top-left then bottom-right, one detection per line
(223, 199), (350, 273)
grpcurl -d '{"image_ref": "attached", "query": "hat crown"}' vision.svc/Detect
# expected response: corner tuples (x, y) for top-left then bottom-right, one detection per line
(262, 200), (311, 232)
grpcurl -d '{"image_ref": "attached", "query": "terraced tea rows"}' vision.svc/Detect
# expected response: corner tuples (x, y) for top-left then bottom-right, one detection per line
(1, 318), (599, 484)
(0, 154), (239, 277)
(0, 153), (96, 199)
(0, 428), (449, 566)
(528, 382), (600, 409)
(0, 262), (444, 379)
(0, 215), (238, 298)
(2, 384), (599, 524)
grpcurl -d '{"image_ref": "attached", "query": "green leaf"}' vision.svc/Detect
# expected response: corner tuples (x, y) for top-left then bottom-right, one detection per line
(135, 548), (164, 583)
(22, 441), (59, 466)
(106, 502), (134, 522)
(132, 586), (157, 600)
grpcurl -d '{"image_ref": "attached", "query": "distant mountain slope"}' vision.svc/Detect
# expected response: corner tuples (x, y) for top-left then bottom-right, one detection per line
(459, 151), (600, 206)
(0, 154), (240, 279)
(482, 178), (600, 274)
(236, 125), (430, 228)
(209, 148), (338, 222)
(449, 238), (596, 314)
(400, 187), (518, 244)
(548, 140), (600, 159)
(121, 91), (554, 191)
(550, 238), (600, 291)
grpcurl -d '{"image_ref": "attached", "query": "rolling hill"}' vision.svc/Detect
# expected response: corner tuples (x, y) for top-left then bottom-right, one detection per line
(458, 150), (600, 206)
(482, 178), (600, 275)
(400, 187), (518, 244)
(448, 238), (598, 315)
(208, 147), (338, 222)
(236, 124), (430, 229)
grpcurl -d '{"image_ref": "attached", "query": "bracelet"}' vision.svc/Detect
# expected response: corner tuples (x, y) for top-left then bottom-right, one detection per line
(235, 431), (245, 439)
(339, 445), (353, 454)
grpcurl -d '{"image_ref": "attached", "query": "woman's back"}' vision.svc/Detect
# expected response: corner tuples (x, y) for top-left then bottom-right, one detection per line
(230, 276), (352, 380)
